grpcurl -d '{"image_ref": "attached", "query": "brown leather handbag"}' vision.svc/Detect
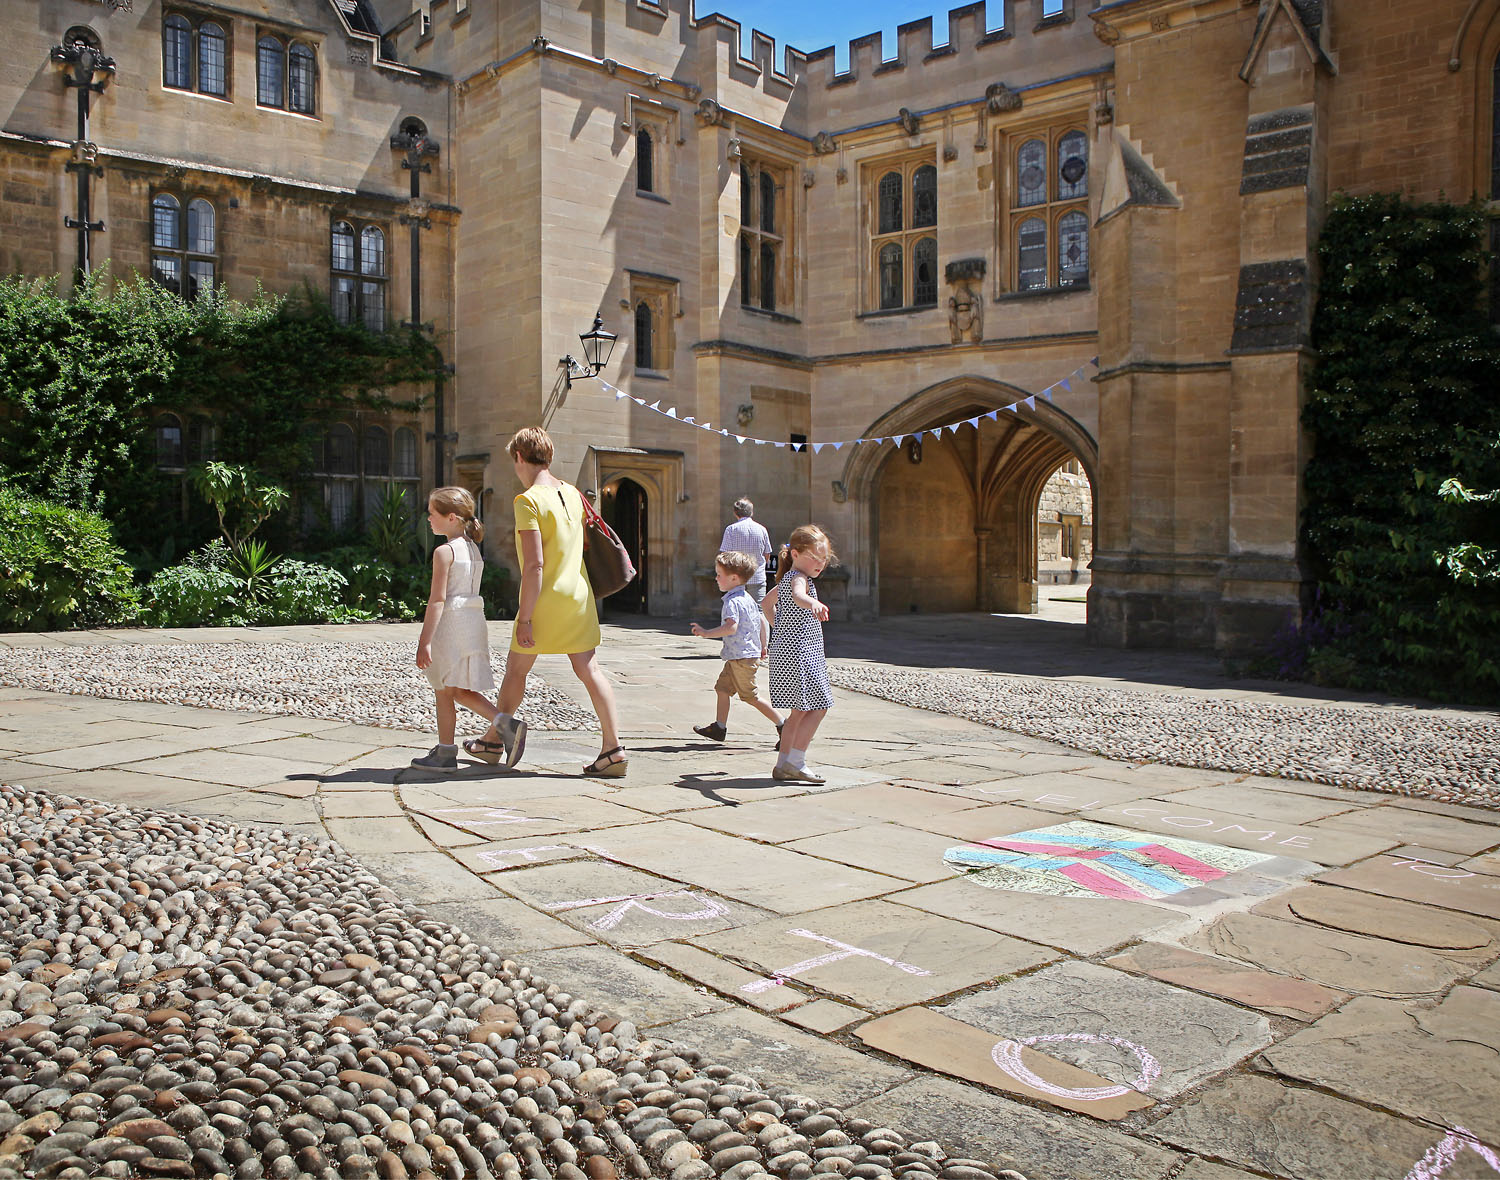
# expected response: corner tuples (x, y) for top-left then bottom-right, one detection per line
(577, 487), (637, 598)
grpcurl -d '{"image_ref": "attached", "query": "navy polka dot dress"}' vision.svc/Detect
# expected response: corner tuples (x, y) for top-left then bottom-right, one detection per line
(768, 569), (833, 712)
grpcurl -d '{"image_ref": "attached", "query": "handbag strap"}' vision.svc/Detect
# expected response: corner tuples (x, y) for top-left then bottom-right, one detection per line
(575, 485), (606, 530)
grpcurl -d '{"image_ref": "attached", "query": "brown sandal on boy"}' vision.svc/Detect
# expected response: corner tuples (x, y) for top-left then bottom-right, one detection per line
(583, 746), (628, 777)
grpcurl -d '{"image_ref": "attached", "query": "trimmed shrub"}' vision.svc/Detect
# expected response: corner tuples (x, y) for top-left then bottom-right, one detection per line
(0, 486), (139, 630)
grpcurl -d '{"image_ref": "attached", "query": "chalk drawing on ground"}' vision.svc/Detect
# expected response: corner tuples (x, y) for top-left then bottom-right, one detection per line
(990, 1031), (1161, 1102)
(1404, 1126), (1500, 1180)
(551, 889), (732, 932)
(944, 820), (1275, 900)
(741, 929), (933, 994)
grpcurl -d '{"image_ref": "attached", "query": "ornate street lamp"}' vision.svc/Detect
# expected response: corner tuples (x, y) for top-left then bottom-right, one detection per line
(561, 313), (617, 388)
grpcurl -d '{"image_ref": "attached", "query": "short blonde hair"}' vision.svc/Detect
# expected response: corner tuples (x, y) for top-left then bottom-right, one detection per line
(429, 486), (484, 545)
(507, 426), (554, 467)
(715, 550), (759, 582)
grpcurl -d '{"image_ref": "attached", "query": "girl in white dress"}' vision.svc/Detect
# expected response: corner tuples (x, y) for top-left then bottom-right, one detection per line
(411, 486), (503, 772)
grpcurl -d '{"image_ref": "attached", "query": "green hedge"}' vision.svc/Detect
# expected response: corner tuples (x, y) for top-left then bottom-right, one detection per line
(0, 485), (139, 630)
(1297, 194), (1500, 702)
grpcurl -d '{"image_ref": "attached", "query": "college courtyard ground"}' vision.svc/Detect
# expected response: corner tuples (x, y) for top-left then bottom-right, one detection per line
(0, 607), (1498, 1180)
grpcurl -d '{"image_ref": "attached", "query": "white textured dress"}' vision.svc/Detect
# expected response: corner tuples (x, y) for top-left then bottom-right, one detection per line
(423, 537), (496, 691)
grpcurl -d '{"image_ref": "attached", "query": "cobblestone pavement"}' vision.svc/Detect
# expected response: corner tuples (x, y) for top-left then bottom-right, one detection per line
(1, 617), (1498, 1180)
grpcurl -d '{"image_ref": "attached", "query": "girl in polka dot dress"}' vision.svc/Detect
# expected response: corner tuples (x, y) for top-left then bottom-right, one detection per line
(762, 524), (835, 783)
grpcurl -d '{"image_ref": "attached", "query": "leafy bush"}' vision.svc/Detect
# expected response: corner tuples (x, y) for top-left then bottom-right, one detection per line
(1296, 194), (1500, 702)
(315, 547), (429, 619)
(142, 540), (375, 627)
(0, 485), (139, 629)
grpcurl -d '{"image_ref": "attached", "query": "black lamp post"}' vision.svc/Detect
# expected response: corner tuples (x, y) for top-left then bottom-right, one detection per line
(561, 313), (617, 388)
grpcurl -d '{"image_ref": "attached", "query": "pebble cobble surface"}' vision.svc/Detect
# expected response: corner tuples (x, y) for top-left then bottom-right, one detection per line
(0, 784), (1023, 1180)
(830, 665), (1500, 809)
(0, 643), (596, 733)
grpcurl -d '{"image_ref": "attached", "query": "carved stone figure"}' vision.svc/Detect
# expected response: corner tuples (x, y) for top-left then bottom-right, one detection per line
(897, 108), (920, 136)
(945, 257), (986, 345)
(696, 99), (726, 126)
(812, 131), (837, 155)
(986, 83), (1022, 113)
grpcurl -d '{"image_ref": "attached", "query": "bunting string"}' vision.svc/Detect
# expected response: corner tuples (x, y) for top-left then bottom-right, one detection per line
(590, 359), (1098, 452)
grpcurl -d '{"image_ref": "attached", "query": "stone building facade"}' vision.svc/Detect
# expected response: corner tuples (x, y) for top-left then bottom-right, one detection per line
(3, 0), (1493, 653)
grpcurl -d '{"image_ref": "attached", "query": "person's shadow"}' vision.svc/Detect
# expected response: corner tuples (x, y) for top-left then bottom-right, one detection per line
(673, 770), (782, 807)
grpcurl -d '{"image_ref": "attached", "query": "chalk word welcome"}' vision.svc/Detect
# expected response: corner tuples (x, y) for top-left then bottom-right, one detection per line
(433, 807), (544, 828)
(990, 1031), (1161, 1102)
(1405, 1126), (1500, 1180)
(551, 890), (730, 932)
(742, 929), (933, 995)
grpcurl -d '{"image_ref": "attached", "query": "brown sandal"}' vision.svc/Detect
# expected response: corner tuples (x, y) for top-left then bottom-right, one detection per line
(463, 736), (506, 765)
(583, 746), (628, 777)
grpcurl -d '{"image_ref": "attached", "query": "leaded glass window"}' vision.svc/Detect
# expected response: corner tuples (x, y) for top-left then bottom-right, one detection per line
(363, 426), (390, 477)
(1017, 217), (1047, 291)
(1058, 210), (1089, 288)
(912, 165), (937, 228)
(257, 36), (284, 107)
(1017, 140), (1047, 207)
(1058, 131), (1088, 201)
(288, 42), (315, 114)
(760, 171), (776, 233)
(759, 243), (776, 311)
(913, 236), (937, 306)
(634, 301), (654, 371)
(877, 171), (903, 234)
(163, 15), (190, 89)
(879, 243), (903, 310)
(739, 156), (791, 313)
(199, 22), (226, 96)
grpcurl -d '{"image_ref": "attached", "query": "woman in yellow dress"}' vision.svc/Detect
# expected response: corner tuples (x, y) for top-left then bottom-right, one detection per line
(463, 426), (626, 776)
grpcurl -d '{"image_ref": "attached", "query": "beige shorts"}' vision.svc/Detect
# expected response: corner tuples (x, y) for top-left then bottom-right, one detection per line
(715, 658), (766, 704)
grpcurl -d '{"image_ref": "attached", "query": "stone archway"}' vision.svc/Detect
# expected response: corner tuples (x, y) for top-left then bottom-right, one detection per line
(838, 376), (1098, 617)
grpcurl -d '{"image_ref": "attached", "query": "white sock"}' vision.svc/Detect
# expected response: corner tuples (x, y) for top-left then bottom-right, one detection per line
(789, 748), (807, 769)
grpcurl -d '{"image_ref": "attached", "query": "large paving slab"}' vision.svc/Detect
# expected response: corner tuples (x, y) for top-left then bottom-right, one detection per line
(782, 824), (968, 883)
(121, 748), (314, 789)
(679, 797), (871, 843)
(404, 793), (650, 838)
(934, 961), (1272, 1098)
(806, 783), (982, 825)
(846, 1076), (1184, 1180)
(356, 851), (507, 904)
(489, 859), (768, 948)
(1315, 853), (1500, 920)
(1105, 942), (1349, 1021)
(935, 773), (1176, 812)
(1149, 1073), (1454, 1180)
(646, 1007), (910, 1108)
(889, 876), (1181, 955)
(693, 900), (1053, 1011)
(1253, 884), (1499, 953)
(520, 944), (732, 1028)
(855, 1007), (1154, 1119)
(558, 819), (908, 913)
(1187, 912), (1471, 997)
(1310, 804), (1500, 856)
(419, 897), (597, 953)
(1258, 987), (1500, 1146)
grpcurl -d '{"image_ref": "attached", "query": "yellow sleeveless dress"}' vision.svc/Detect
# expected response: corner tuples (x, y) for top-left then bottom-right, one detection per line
(512, 483), (601, 655)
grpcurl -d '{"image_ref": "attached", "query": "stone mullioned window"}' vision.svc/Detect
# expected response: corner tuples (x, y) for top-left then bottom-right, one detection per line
(739, 155), (792, 314)
(866, 154), (938, 311)
(161, 12), (228, 98)
(1003, 124), (1089, 293)
(150, 192), (217, 301)
(330, 220), (387, 333)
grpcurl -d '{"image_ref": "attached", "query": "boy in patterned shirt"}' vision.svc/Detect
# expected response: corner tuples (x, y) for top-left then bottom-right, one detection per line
(689, 550), (783, 743)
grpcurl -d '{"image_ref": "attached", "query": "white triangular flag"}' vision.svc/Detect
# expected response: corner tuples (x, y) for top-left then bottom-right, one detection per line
(683, 415), (696, 424)
(985, 410), (999, 421)
(614, 389), (626, 400)
(1024, 396), (1036, 409)
(892, 434), (905, 447)
(831, 441), (844, 450)
(967, 417), (981, 429)
(811, 442), (825, 454)
(664, 407), (678, 418)
(1005, 403), (1018, 413)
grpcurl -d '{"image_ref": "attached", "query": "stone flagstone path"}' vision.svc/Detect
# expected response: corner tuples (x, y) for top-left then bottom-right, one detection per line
(1, 618), (1498, 1180)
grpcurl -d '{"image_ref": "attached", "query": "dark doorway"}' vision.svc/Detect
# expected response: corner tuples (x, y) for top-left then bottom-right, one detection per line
(602, 477), (648, 613)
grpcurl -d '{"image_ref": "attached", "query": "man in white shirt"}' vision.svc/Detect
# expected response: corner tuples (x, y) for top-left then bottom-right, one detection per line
(719, 497), (774, 604)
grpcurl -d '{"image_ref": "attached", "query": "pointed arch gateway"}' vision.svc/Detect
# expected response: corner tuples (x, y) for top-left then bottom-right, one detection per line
(836, 375), (1098, 617)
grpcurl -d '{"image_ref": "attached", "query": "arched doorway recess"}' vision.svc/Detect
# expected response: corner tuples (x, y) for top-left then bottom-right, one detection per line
(602, 476), (648, 614)
(839, 376), (1098, 616)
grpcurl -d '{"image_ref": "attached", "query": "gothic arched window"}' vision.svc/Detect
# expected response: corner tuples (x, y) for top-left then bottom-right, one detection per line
(879, 243), (904, 310)
(636, 127), (654, 193)
(912, 164), (937, 228)
(1058, 209), (1090, 288)
(162, 15), (191, 89)
(364, 426), (390, 477)
(877, 171), (903, 234)
(198, 22), (226, 96)
(760, 170), (776, 233)
(634, 301), (654, 371)
(256, 35), (285, 107)
(1017, 217), (1047, 291)
(912, 236), (937, 306)
(289, 42), (316, 114)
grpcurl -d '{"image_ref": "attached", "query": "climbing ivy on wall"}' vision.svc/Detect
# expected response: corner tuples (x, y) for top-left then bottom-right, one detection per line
(0, 271), (440, 555)
(1299, 194), (1500, 702)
